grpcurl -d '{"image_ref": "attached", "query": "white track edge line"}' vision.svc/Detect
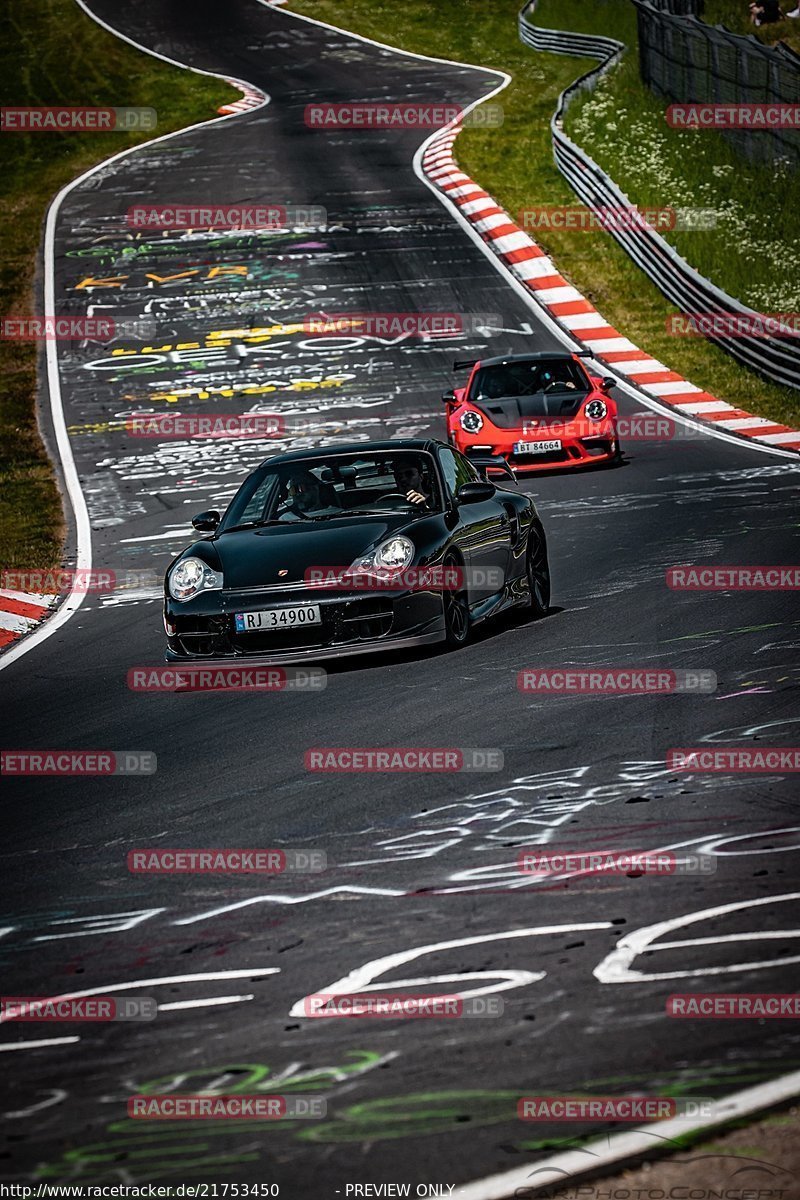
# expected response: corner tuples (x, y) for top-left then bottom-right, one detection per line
(0, 1), (271, 674)
(452, 1066), (800, 1200)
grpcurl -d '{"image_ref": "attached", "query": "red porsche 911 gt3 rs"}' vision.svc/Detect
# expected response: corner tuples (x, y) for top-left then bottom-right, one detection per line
(443, 350), (622, 474)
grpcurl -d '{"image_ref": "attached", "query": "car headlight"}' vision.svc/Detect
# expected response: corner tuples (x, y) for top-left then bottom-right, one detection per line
(168, 556), (223, 601)
(460, 410), (483, 433)
(375, 536), (414, 571)
(585, 399), (608, 421)
(347, 536), (415, 580)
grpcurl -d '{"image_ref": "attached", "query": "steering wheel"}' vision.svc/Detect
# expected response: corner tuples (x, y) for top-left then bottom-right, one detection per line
(373, 492), (415, 509)
(276, 502), (311, 520)
(543, 380), (566, 394)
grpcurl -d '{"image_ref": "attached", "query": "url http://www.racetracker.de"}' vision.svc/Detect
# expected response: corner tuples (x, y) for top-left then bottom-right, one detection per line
(0, 1187), (284, 1198)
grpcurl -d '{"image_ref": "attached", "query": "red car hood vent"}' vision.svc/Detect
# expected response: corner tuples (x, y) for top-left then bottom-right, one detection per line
(473, 392), (587, 429)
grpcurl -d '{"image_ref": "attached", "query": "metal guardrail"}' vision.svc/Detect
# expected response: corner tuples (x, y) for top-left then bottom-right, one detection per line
(518, 1), (800, 392)
(636, 0), (800, 170)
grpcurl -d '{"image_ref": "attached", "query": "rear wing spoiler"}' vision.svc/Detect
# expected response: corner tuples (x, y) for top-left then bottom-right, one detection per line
(465, 452), (517, 483)
(454, 350), (593, 371)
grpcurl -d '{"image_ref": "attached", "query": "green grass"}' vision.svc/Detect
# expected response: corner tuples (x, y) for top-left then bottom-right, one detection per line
(532, 0), (638, 39)
(0, 0), (235, 572)
(287, 0), (799, 430)
(548, 0), (799, 313)
(705, 0), (800, 51)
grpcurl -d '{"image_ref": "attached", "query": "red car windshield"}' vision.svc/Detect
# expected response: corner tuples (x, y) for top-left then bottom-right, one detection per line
(470, 357), (587, 415)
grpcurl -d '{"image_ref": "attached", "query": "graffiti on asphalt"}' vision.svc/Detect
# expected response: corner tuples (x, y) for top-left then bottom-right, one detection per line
(31, 1052), (397, 1183)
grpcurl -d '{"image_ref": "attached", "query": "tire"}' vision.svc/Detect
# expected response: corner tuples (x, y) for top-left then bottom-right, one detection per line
(442, 554), (471, 648)
(606, 432), (623, 467)
(525, 521), (551, 619)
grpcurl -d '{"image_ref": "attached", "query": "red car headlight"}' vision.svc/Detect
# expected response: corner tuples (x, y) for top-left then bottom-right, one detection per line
(585, 399), (608, 422)
(460, 410), (483, 434)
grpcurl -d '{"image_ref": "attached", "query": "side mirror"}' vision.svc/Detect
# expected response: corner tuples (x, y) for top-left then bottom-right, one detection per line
(601, 377), (616, 391)
(456, 480), (496, 504)
(441, 389), (456, 404)
(192, 509), (220, 532)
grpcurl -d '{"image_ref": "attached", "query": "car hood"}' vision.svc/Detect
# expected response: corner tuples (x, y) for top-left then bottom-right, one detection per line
(211, 513), (417, 589)
(472, 393), (587, 429)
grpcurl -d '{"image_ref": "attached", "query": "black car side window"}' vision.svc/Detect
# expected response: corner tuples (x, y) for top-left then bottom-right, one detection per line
(239, 475), (279, 524)
(439, 448), (478, 499)
(454, 450), (480, 484)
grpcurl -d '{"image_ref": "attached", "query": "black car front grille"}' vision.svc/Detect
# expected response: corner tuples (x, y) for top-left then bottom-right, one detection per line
(229, 626), (329, 654)
(339, 597), (393, 641)
(174, 615), (229, 657)
(227, 597), (394, 655)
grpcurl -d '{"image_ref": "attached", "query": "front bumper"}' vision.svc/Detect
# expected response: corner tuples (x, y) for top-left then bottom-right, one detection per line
(164, 585), (445, 662)
(453, 423), (617, 472)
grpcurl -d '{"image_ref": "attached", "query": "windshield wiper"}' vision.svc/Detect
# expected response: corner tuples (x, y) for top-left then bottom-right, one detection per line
(298, 509), (388, 521)
(224, 518), (300, 531)
(339, 508), (404, 517)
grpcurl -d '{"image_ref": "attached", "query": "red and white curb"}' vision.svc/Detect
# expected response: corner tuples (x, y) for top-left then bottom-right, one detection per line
(422, 128), (800, 452)
(0, 589), (57, 653)
(218, 79), (268, 116)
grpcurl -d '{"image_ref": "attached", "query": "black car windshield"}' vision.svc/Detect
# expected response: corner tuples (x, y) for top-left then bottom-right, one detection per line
(221, 450), (442, 530)
(469, 359), (590, 417)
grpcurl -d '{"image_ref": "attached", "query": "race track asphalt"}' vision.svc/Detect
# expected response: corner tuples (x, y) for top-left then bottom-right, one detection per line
(2, 1), (799, 1192)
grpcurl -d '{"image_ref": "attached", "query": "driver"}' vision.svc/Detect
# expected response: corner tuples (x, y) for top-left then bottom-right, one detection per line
(280, 471), (340, 520)
(393, 461), (432, 508)
(539, 364), (576, 390)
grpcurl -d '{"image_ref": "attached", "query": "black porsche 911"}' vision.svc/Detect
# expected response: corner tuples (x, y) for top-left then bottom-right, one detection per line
(163, 439), (551, 663)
